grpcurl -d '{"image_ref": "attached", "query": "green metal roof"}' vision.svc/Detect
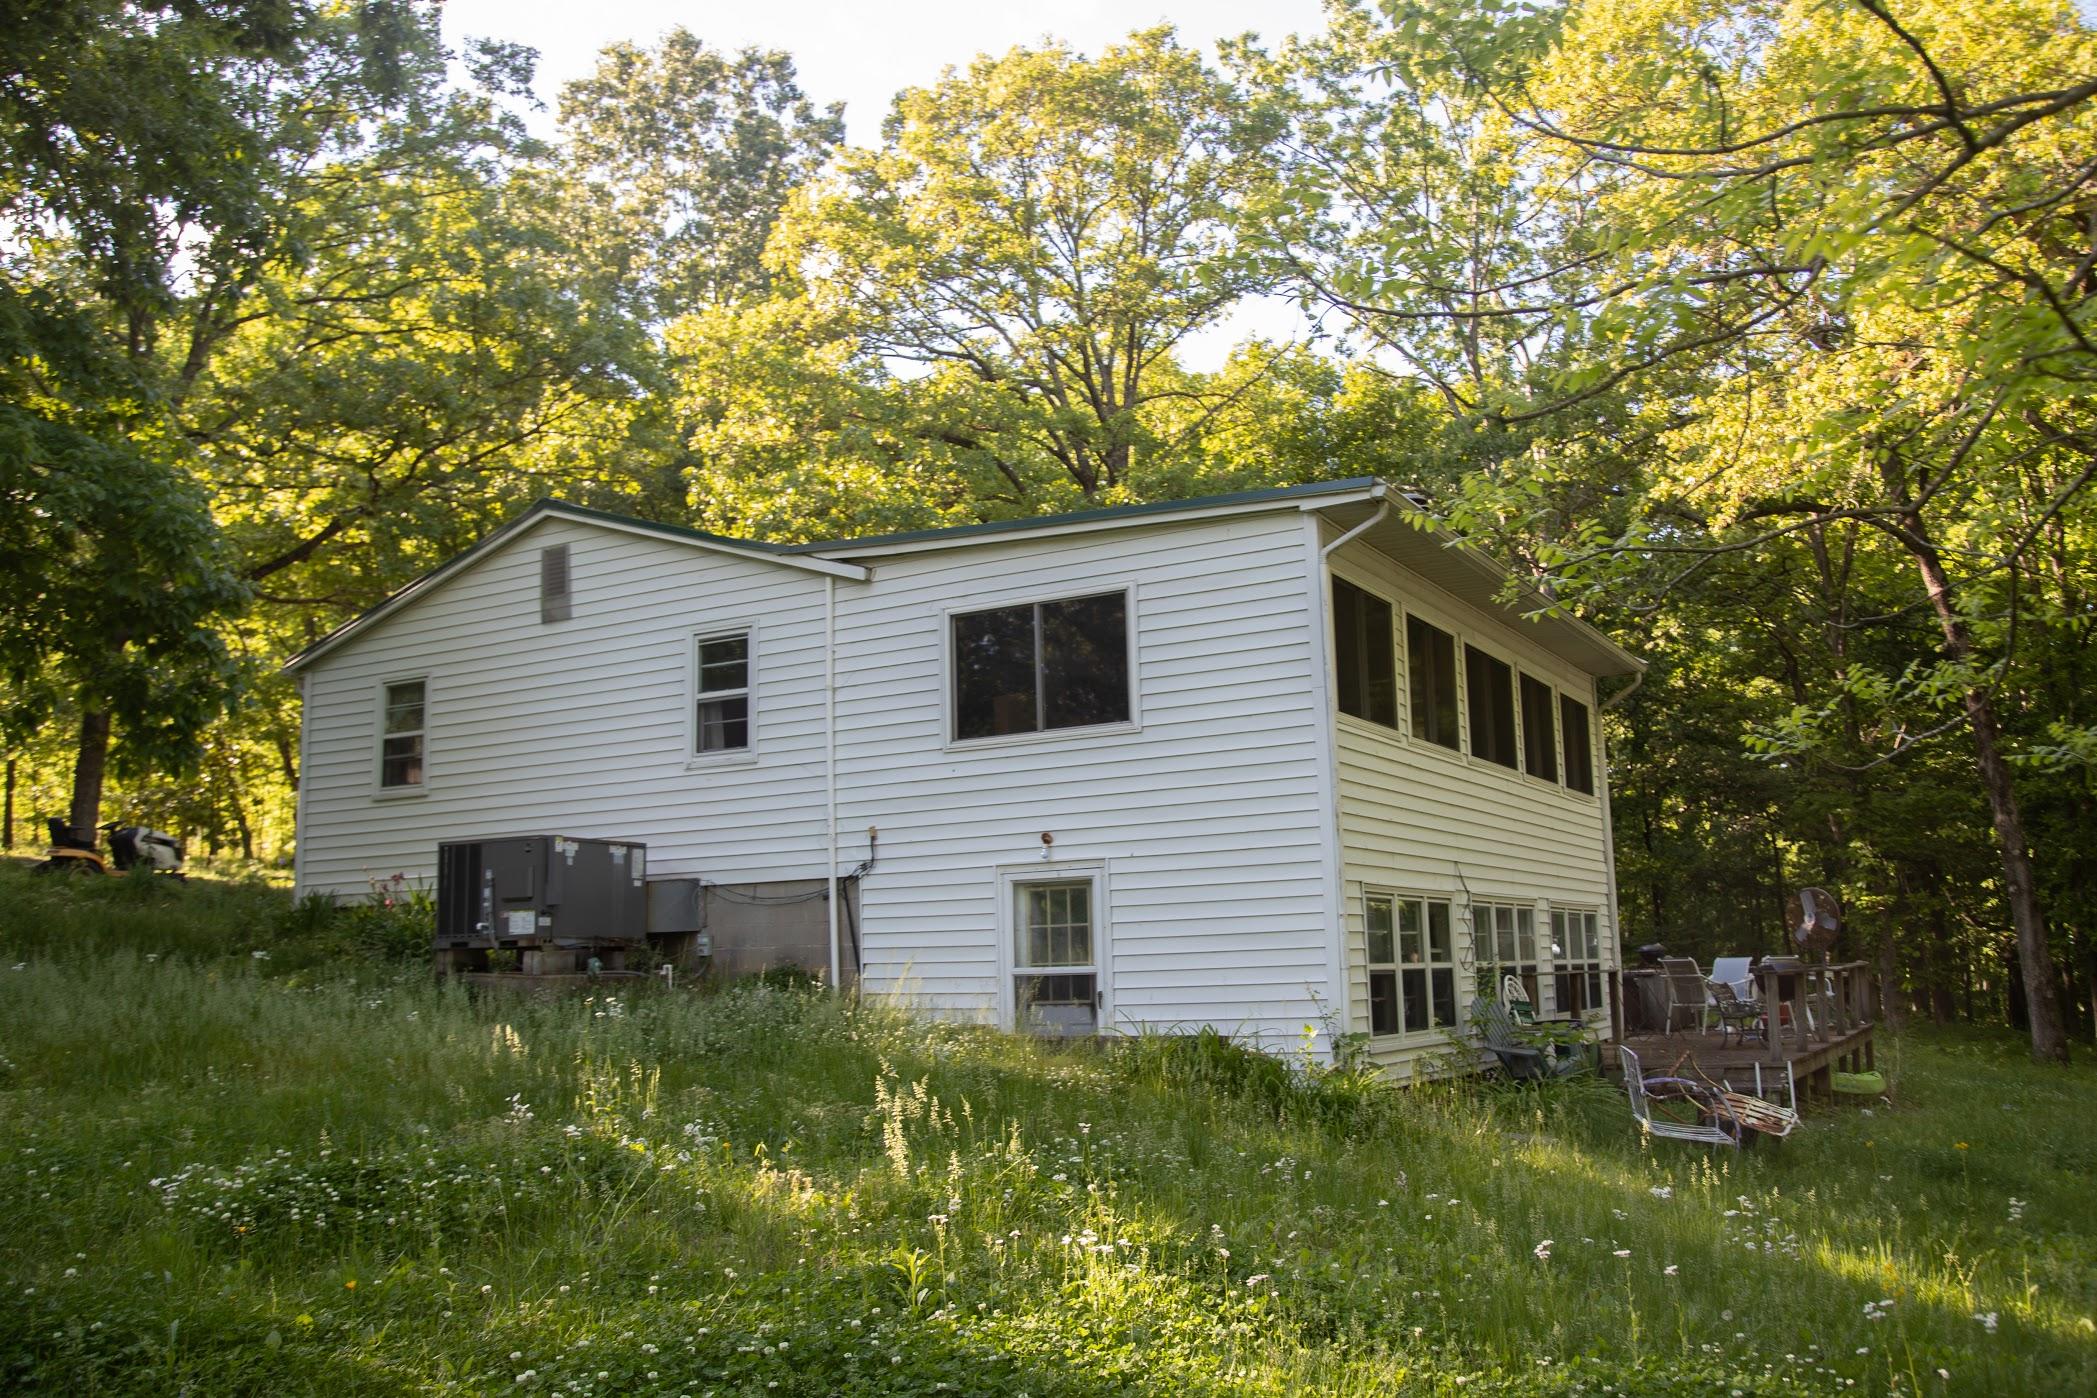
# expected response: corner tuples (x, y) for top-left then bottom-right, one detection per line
(786, 477), (1382, 555)
(546, 498), (804, 554)
(283, 476), (1640, 678)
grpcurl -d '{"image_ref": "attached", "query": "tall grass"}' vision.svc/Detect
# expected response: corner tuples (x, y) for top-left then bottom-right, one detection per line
(1, 865), (2091, 1394)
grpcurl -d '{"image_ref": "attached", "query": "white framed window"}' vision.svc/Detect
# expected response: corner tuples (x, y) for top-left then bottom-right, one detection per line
(1519, 672), (1558, 783)
(1474, 901), (1541, 1009)
(1552, 908), (1607, 1017)
(950, 589), (1132, 744)
(693, 630), (752, 755)
(1405, 612), (1460, 751)
(1465, 644), (1518, 770)
(1364, 890), (1457, 1037)
(1332, 575), (1398, 728)
(377, 678), (427, 791)
(998, 863), (1108, 1036)
(1560, 692), (1596, 795)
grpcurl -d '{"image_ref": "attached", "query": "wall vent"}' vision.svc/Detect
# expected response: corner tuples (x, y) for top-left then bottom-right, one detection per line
(540, 544), (572, 623)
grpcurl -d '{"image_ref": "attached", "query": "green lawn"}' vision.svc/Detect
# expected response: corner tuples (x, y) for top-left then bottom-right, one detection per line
(1, 868), (2091, 1395)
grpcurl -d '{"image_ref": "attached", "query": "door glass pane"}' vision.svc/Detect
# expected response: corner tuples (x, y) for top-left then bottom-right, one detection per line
(955, 604), (1037, 739)
(1017, 973), (1096, 1035)
(1018, 881), (1091, 968)
(1041, 593), (1129, 730)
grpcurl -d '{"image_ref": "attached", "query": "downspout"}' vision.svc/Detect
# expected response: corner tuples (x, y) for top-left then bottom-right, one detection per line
(1302, 488), (1389, 1058)
(1321, 493), (1391, 560)
(1597, 668), (1643, 1040)
(292, 671), (310, 899)
(825, 575), (841, 992)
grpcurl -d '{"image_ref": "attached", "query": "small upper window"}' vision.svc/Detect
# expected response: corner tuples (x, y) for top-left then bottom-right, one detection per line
(695, 633), (751, 753)
(1332, 577), (1397, 728)
(1520, 673), (1558, 782)
(953, 591), (1129, 741)
(1560, 693), (1595, 794)
(1407, 615), (1459, 750)
(379, 680), (426, 788)
(1465, 645), (1517, 769)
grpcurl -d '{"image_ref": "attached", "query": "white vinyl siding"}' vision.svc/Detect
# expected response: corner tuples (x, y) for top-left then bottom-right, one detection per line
(838, 512), (1334, 1054)
(1326, 528), (1619, 1079)
(299, 518), (831, 892)
(295, 499), (1618, 1076)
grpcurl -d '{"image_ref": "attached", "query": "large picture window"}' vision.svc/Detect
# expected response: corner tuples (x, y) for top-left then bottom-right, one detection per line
(1332, 577), (1398, 728)
(1406, 615), (1459, 750)
(1552, 908), (1606, 1016)
(378, 679), (426, 789)
(954, 591), (1129, 741)
(1560, 693), (1595, 794)
(1520, 673), (1558, 783)
(694, 632), (751, 753)
(1465, 645), (1517, 769)
(1366, 892), (1457, 1037)
(1475, 902), (1540, 1009)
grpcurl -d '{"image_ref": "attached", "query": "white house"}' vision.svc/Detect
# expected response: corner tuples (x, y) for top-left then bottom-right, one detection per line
(286, 478), (1642, 1076)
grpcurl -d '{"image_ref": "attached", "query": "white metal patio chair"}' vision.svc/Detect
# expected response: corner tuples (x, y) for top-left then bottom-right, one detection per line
(1620, 1046), (1742, 1147)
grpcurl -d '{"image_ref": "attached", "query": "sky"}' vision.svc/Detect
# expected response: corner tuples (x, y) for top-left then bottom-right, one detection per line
(439, 1), (1334, 146)
(439, 1), (1334, 367)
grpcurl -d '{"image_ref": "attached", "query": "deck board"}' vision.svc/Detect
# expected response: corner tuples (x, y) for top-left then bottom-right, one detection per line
(1614, 1022), (1877, 1108)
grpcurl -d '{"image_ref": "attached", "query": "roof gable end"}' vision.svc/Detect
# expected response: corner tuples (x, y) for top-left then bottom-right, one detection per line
(281, 500), (865, 673)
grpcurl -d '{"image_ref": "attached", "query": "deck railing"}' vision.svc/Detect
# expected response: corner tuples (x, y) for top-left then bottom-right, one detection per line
(1754, 959), (1873, 1065)
(1613, 960), (1876, 1066)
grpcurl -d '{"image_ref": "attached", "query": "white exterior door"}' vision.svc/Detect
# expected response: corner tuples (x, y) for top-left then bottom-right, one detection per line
(1000, 864), (1107, 1035)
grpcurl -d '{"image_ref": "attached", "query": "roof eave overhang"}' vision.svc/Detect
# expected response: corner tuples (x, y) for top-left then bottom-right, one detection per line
(1309, 498), (1644, 680)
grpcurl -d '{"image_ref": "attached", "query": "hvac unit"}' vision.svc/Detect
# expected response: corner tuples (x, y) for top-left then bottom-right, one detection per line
(435, 835), (647, 972)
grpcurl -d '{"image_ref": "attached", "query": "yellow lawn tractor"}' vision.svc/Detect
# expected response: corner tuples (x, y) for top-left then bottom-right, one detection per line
(35, 817), (186, 878)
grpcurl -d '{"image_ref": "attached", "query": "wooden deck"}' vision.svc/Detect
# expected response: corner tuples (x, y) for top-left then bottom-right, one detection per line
(1614, 1021), (1877, 1107)
(1610, 959), (1880, 1110)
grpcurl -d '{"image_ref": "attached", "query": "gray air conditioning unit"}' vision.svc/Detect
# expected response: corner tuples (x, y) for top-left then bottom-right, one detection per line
(436, 835), (646, 949)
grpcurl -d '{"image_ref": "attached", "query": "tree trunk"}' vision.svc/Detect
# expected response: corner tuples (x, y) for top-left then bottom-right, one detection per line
(1888, 470), (2070, 1063)
(68, 710), (112, 836)
(1876, 924), (1905, 1032)
(3, 756), (14, 850)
